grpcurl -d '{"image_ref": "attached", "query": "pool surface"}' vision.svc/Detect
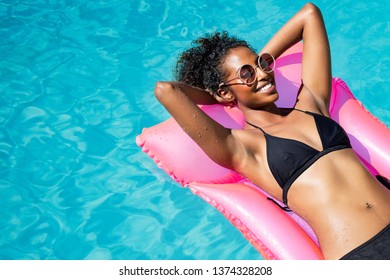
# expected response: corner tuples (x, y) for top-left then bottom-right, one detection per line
(0, 0), (389, 259)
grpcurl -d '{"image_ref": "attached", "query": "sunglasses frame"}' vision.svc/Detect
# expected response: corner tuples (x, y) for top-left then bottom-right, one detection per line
(218, 53), (275, 88)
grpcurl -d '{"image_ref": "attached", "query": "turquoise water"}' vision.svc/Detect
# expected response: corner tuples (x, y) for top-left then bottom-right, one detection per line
(0, 0), (388, 260)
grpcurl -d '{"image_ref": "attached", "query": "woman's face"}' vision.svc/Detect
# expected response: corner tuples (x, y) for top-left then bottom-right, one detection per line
(220, 46), (279, 109)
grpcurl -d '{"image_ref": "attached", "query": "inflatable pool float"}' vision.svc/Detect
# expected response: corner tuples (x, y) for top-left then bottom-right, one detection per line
(136, 43), (390, 260)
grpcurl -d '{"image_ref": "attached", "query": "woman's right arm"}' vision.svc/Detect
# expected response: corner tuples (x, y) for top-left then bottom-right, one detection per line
(154, 81), (240, 169)
(260, 3), (332, 112)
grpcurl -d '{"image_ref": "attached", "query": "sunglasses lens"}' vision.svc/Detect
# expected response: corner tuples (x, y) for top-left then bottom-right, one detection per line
(259, 53), (275, 73)
(239, 65), (256, 84)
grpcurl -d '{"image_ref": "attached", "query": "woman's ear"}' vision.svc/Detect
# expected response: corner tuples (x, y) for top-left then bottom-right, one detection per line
(216, 87), (236, 102)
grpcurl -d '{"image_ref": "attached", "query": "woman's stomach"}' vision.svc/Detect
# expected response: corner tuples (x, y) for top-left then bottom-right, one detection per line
(287, 149), (390, 259)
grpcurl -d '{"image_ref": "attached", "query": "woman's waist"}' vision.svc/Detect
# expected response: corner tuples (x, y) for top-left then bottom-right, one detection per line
(288, 167), (390, 222)
(295, 188), (390, 225)
(289, 167), (390, 250)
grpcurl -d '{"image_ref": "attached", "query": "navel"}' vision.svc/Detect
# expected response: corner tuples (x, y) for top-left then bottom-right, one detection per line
(365, 202), (374, 209)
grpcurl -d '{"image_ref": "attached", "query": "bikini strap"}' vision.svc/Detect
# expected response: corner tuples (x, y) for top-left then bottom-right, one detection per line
(267, 197), (292, 212)
(293, 108), (307, 113)
(245, 120), (267, 135)
(294, 107), (326, 117)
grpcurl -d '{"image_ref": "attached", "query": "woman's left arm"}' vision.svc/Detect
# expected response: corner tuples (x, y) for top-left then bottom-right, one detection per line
(260, 3), (332, 111)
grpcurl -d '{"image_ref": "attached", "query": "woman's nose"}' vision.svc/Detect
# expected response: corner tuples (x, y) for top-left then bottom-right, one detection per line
(255, 66), (268, 81)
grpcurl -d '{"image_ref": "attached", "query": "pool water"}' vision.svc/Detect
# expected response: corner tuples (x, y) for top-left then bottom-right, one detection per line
(0, 0), (388, 260)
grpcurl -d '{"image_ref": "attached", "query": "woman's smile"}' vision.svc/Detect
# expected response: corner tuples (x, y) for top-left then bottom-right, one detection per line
(256, 79), (275, 93)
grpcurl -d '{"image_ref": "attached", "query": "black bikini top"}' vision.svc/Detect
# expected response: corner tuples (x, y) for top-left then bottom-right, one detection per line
(246, 109), (352, 207)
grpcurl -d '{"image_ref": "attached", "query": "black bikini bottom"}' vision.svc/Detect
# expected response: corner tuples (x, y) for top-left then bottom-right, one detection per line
(377, 175), (390, 190)
(340, 224), (390, 260)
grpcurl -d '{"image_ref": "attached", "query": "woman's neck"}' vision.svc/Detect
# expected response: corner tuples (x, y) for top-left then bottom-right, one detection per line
(239, 103), (285, 127)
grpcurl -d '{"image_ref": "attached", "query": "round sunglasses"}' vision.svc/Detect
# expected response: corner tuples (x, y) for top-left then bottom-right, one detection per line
(219, 53), (275, 88)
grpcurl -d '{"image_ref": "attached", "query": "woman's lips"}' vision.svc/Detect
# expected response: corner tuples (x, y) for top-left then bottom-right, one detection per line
(256, 80), (275, 93)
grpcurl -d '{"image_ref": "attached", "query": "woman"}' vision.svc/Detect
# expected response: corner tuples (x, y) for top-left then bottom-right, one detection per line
(154, 3), (390, 260)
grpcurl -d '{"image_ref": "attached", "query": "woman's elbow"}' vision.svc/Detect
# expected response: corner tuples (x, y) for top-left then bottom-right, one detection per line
(303, 2), (321, 17)
(154, 81), (174, 102)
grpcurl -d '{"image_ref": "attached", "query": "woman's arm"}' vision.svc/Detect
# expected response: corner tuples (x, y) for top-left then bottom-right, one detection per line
(162, 82), (219, 105)
(154, 81), (240, 169)
(159, 81), (235, 106)
(260, 3), (332, 111)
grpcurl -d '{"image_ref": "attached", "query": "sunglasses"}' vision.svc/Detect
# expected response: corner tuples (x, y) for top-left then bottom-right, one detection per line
(219, 53), (275, 88)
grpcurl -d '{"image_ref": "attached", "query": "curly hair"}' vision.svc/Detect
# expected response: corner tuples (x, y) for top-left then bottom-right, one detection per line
(174, 31), (255, 93)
